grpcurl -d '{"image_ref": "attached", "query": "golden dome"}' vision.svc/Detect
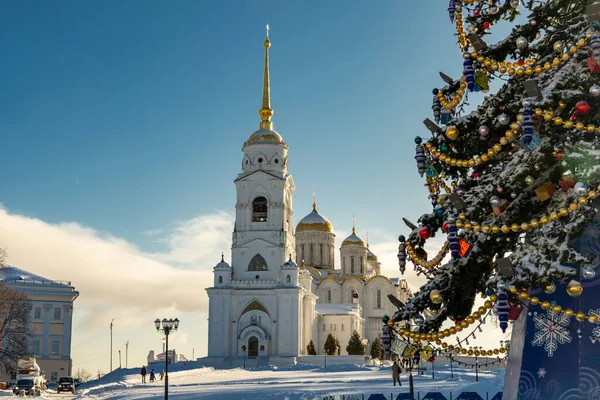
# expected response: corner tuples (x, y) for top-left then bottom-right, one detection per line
(341, 228), (366, 248)
(246, 129), (284, 144)
(367, 249), (378, 262)
(296, 203), (333, 233)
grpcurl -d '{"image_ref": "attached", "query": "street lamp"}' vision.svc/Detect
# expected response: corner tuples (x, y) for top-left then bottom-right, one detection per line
(470, 346), (481, 382)
(242, 346), (247, 369)
(154, 317), (179, 400)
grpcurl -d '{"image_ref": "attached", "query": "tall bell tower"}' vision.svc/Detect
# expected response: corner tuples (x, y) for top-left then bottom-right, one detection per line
(231, 26), (295, 282)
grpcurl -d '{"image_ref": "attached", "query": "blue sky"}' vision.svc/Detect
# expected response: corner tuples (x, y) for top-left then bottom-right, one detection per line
(0, 1), (516, 373)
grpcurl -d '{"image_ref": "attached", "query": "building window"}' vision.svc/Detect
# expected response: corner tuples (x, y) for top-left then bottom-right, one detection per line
(360, 257), (364, 274)
(319, 244), (323, 264)
(252, 196), (268, 222)
(351, 257), (355, 274)
(34, 307), (41, 319)
(50, 372), (57, 382)
(327, 290), (332, 303)
(301, 244), (305, 263)
(341, 324), (344, 332)
(333, 324), (336, 331)
(376, 289), (382, 309)
(286, 275), (291, 283)
(51, 340), (60, 355)
(218, 276), (223, 284)
(248, 254), (268, 271)
(323, 324), (326, 331)
(53, 308), (61, 320)
(310, 244), (314, 265)
(31, 339), (40, 355)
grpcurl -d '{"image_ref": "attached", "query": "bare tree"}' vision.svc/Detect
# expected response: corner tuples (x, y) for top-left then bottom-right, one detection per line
(0, 284), (31, 377)
(0, 248), (7, 266)
(74, 368), (92, 383)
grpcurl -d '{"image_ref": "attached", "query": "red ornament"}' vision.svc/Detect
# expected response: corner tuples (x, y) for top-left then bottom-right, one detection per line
(589, 55), (600, 73)
(575, 101), (591, 116)
(555, 152), (563, 160)
(471, 171), (481, 179)
(509, 304), (523, 321)
(442, 221), (449, 232)
(419, 227), (432, 240)
(517, 59), (525, 66)
(473, 9), (481, 16)
(454, 319), (462, 325)
(483, 22), (491, 29)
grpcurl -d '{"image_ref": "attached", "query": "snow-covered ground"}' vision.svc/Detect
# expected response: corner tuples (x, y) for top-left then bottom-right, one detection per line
(5, 362), (504, 400)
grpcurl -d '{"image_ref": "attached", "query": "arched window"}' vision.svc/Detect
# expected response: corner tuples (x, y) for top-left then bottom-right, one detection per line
(319, 244), (323, 264)
(360, 257), (364, 274)
(310, 244), (314, 265)
(248, 254), (268, 271)
(327, 290), (332, 303)
(376, 289), (382, 309)
(252, 197), (268, 222)
(286, 275), (291, 283)
(218, 276), (223, 284)
(351, 257), (355, 274)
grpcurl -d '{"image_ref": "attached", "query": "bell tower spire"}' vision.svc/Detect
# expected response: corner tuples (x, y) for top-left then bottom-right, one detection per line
(259, 24), (274, 130)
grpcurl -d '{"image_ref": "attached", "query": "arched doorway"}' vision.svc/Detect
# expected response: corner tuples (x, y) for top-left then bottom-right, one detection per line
(248, 336), (259, 357)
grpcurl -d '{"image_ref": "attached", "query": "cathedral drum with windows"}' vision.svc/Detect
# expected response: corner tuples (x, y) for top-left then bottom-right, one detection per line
(204, 29), (411, 367)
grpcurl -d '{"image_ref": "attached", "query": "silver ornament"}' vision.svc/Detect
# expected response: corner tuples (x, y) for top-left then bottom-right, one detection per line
(497, 113), (510, 125)
(490, 195), (501, 207)
(413, 315), (424, 326)
(590, 85), (600, 97)
(574, 182), (588, 196)
(479, 125), (490, 137)
(516, 36), (528, 50)
(510, 0), (519, 7)
(583, 266), (596, 279)
(510, 191), (518, 199)
(525, 175), (534, 185)
(553, 41), (563, 52)
(522, 98), (534, 108)
(497, 280), (506, 290)
(489, 5), (499, 14)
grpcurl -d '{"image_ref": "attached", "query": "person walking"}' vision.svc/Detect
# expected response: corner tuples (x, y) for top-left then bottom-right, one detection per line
(160, 370), (165, 381)
(150, 369), (156, 383)
(141, 366), (147, 383)
(392, 360), (402, 386)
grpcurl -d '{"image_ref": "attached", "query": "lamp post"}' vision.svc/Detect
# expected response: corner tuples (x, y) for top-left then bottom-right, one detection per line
(323, 348), (327, 368)
(471, 346), (480, 382)
(449, 352), (454, 378)
(154, 317), (180, 400)
(242, 346), (246, 369)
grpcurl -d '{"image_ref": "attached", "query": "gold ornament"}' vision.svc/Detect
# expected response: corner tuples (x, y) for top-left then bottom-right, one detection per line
(566, 280), (583, 297)
(446, 126), (459, 140)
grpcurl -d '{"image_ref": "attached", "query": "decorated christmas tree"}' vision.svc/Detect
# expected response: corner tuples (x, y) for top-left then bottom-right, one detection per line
(389, 1), (600, 396)
(397, 0), (600, 328)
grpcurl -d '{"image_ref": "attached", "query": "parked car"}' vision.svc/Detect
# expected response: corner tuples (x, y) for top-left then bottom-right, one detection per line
(57, 376), (75, 394)
(74, 377), (82, 387)
(12, 377), (43, 396)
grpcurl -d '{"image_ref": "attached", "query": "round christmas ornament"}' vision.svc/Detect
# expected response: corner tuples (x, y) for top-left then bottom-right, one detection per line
(478, 125), (490, 137)
(590, 85), (600, 97)
(419, 227), (432, 240)
(440, 143), (450, 153)
(553, 40), (563, 52)
(490, 196), (502, 207)
(575, 101), (591, 116)
(583, 266), (596, 279)
(497, 186), (504, 193)
(483, 21), (491, 30)
(530, 19), (537, 26)
(430, 289), (443, 304)
(413, 314), (425, 326)
(415, 136), (423, 144)
(574, 182), (588, 196)
(497, 113), (510, 125)
(456, 186), (467, 196)
(435, 206), (444, 217)
(442, 221), (449, 232)
(510, 0), (519, 7)
(566, 280), (583, 297)
(544, 282), (556, 294)
(525, 176), (535, 185)
(516, 36), (528, 50)
(446, 126), (459, 140)
(497, 280), (506, 291)
(511, 191), (518, 199)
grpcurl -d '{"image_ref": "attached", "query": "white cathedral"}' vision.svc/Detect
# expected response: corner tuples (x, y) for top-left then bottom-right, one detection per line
(205, 30), (411, 367)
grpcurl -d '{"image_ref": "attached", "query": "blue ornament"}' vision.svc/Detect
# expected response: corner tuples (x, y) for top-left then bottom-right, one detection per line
(415, 144), (427, 177)
(463, 59), (475, 92)
(495, 291), (511, 333)
(415, 136), (423, 144)
(591, 29), (600, 65)
(435, 206), (444, 217)
(448, 0), (456, 23)
(485, 288), (496, 297)
(440, 108), (453, 125)
(520, 105), (541, 152)
(447, 220), (460, 259)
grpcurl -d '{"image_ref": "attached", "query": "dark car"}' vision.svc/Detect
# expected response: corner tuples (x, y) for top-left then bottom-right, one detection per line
(57, 376), (75, 393)
(12, 378), (42, 396)
(74, 378), (82, 387)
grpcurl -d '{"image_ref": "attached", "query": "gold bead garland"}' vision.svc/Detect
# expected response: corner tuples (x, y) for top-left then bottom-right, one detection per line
(437, 77), (468, 110)
(406, 241), (449, 270)
(453, 186), (597, 234)
(397, 295), (498, 340)
(511, 288), (600, 326)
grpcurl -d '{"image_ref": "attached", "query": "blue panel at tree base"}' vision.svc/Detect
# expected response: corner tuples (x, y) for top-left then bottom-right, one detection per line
(395, 394), (416, 400)
(422, 392), (448, 400)
(503, 206), (600, 400)
(455, 393), (483, 400)
(367, 395), (388, 400)
(490, 393), (503, 400)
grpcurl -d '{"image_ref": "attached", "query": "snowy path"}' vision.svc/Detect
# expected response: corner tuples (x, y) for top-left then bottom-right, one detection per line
(66, 364), (505, 400)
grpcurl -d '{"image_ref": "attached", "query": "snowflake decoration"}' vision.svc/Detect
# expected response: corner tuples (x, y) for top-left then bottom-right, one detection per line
(532, 304), (572, 357)
(590, 309), (600, 343)
(537, 367), (547, 378)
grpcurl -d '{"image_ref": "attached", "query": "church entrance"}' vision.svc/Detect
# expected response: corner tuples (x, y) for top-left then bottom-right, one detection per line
(248, 336), (259, 357)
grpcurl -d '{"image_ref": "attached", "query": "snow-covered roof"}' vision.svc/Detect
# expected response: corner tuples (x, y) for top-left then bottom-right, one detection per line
(0, 266), (72, 287)
(296, 205), (333, 233)
(315, 303), (362, 317)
